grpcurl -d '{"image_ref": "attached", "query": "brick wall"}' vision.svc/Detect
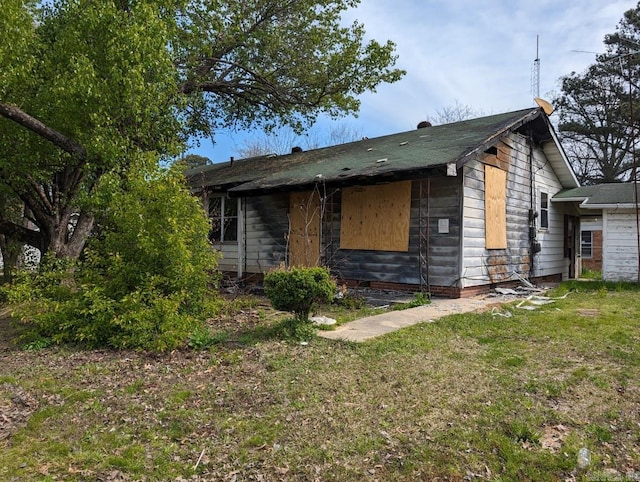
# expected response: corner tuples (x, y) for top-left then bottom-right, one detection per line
(582, 230), (603, 272)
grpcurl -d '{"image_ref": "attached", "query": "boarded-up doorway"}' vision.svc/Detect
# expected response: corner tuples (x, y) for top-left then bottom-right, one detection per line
(289, 191), (321, 267)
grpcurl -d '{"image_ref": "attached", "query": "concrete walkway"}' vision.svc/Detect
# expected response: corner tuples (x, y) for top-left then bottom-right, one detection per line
(318, 295), (508, 342)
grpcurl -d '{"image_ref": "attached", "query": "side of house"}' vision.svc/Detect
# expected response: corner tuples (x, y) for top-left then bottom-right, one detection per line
(552, 183), (640, 283)
(602, 209), (639, 282)
(189, 108), (581, 297)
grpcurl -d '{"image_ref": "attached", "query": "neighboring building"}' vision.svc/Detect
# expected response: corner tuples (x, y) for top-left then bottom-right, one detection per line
(187, 108), (581, 297)
(553, 183), (640, 282)
(579, 216), (603, 272)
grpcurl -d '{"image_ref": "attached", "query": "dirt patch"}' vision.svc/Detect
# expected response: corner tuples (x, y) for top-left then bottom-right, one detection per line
(540, 424), (570, 451)
(577, 308), (600, 317)
(0, 383), (40, 443)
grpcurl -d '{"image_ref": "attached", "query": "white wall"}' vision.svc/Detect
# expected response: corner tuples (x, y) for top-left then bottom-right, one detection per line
(603, 209), (640, 282)
(461, 132), (568, 288)
(531, 145), (566, 279)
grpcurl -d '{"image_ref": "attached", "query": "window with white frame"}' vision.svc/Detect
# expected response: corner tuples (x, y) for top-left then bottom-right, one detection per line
(581, 231), (593, 258)
(208, 195), (238, 242)
(540, 192), (549, 229)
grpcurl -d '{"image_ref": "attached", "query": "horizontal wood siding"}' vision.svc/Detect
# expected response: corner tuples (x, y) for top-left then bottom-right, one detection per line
(244, 193), (289, 273)
(325, 177), (461, 287)
(603, 210), (639, 282)
(214, 244), (238, 272)
(426, 177), (462, 286)
(531, 145), (567, 278)
(461, 133), (566, 287)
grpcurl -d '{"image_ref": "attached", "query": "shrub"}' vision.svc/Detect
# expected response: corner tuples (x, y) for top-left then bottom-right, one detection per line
(264, 266), (335, 323)
(10, 163), (220, 351)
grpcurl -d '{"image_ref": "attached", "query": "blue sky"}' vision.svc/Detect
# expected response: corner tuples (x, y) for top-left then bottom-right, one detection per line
(187, 0), (637, 163)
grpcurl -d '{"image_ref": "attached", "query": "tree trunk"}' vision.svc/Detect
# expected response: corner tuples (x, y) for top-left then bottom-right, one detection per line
(42, 210), (95, 260)
(0, 235), (21, 281)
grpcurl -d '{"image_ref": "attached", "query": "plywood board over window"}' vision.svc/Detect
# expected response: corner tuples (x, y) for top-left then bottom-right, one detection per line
(485, 165), (507, 249)
(340, 180), (411, 252)
(289, 191), (321, 267)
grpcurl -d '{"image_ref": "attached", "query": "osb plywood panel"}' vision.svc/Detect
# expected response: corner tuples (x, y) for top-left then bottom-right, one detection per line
(485, 165), (507, 249)
(340, 180), (411, 252)
(289, 191), (320, 267)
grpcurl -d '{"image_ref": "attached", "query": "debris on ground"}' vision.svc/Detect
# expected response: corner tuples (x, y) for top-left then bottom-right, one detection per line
(516, 292), (569, 311)
(309, 315), (337, 326)
(490, 308), (513, 318)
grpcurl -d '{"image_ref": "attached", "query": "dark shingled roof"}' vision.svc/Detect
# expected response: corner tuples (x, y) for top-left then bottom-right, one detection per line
(186, 108), (551, 196)
(553, 183), (640, 206)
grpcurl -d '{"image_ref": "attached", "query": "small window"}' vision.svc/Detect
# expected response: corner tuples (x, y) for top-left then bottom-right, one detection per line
(581, 231), (593, 258)
(208, 195), (237, 242)
(540, 192), (549, 229)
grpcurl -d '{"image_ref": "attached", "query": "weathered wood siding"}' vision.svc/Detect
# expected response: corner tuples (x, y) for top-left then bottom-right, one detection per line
(243, 193), (289, 273)
(530, 144), (567, 279)
(324, 176), (461, 287)
(461, 133), (567, 288)
(602, 210), (639, 282)
(214, 243), (239, 273)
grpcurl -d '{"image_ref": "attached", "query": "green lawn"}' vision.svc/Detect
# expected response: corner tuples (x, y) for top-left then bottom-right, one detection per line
(1, 281), (639, 481)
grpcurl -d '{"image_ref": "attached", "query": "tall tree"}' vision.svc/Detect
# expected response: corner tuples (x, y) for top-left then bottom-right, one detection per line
(0, 0), (404, 259)
(554, 2), (640, 184)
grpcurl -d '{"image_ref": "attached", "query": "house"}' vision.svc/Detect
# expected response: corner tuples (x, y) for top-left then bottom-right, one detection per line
(553, 183), (640, 282)
(187, 107), (581, 297)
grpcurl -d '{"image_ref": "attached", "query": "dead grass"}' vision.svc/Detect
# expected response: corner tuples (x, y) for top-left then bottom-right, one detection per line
(1, 283), (639, 480)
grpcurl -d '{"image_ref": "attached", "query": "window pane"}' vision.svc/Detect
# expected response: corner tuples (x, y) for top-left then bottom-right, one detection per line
(225, 198), (238, 217)
(223, 217), (238, 241)
(540, 192), (549, 228)
(208, 197), (222, 242)
(581, 231), (593, 258)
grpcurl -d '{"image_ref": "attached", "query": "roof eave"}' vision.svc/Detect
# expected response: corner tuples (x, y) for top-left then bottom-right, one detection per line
(453, 108), (543, 168)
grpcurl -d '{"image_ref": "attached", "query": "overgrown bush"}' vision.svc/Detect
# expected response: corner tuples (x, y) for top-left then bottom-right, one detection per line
(10, 163), (219, 351)
(264, 266), (335, 324)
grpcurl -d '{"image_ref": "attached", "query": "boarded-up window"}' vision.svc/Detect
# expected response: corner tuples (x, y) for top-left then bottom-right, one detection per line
(484, 165), (507, 249)
(340, 181), (411, 252)
(289, 191), (321, 267)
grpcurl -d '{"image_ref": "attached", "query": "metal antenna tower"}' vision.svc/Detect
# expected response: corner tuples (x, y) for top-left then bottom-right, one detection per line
(532, 35), (540, 100)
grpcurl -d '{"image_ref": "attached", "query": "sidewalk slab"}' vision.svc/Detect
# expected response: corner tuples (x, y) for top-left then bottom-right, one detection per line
(317, 296), (504, 342)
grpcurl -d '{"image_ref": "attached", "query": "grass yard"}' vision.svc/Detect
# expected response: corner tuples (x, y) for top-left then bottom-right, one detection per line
(1, 281), (639, 481)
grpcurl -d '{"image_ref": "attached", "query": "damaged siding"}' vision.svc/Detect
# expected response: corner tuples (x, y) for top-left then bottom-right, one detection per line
(461, 134), (534, 287)
(243, 193), (289, 273)
(531, 145), (566, 278)
(324, 177), (461, 288)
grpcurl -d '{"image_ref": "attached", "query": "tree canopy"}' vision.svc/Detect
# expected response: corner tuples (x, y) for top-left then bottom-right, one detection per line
(0, 0), (404, 259)
(554, 2), (640, 184)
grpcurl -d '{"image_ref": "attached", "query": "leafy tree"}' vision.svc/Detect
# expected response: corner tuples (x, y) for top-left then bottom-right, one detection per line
(0, 186), (26, 281)
(554, 3), (640, 184)
(0, 0), (183, 258)
(0, 0), (404, 260)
